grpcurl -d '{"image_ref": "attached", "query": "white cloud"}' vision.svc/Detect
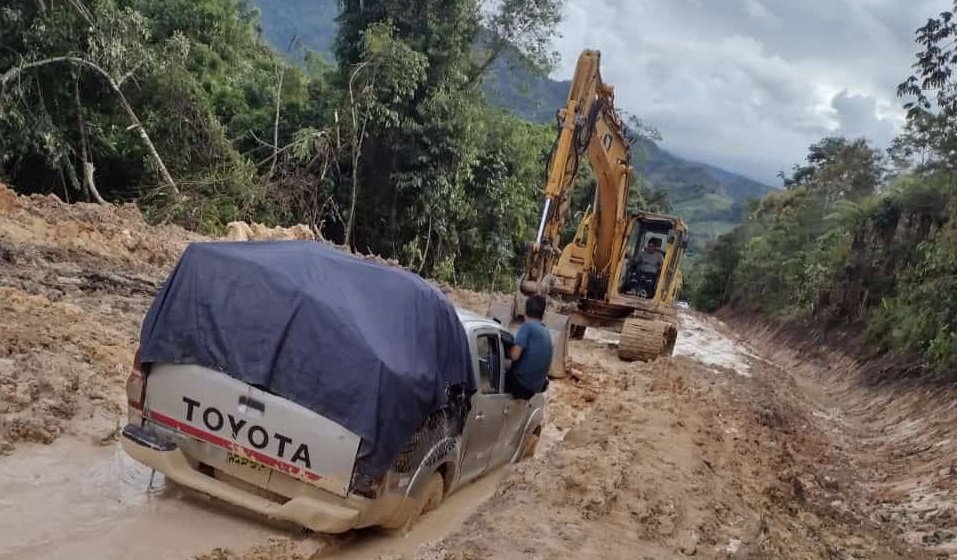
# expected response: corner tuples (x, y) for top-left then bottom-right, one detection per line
(829, 90), (899, 145)
(551, 0), (949, 184)
(743, 0), (780, 25)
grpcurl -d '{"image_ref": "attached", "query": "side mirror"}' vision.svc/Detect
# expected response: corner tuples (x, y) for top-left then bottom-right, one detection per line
(681, 237), (689, 249)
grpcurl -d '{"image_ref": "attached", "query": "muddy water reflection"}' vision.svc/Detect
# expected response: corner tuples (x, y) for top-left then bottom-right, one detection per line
(0, 438), (287, 560)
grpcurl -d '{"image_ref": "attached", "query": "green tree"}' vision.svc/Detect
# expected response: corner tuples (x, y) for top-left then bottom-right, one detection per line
(897, 1), (957, 172)
(0, 0), (181, 200)
(470, 0), (563, 82)
(330, 0), (559, 284)
(781, 137), (883, 202)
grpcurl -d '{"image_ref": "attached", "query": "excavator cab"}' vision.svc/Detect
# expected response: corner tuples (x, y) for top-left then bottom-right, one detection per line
(617, 214), (687, 304)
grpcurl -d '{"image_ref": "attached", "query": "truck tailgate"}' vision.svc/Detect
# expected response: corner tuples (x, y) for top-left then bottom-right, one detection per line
(144, 363), (361, 497)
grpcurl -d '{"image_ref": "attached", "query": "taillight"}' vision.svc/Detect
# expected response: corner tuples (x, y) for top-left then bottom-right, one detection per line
(350, 472), (387, 498)
(126, 348), (146, 411)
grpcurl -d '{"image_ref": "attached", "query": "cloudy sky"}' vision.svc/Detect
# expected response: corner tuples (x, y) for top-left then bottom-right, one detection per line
(550, 0), (949, 185)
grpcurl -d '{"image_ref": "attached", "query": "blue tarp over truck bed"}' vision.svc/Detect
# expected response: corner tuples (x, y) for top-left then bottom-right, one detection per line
(138, 241), (476, 478)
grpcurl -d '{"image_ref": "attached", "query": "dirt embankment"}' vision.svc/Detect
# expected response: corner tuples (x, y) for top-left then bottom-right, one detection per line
(0, 184), (201, 451)
(727, 319), (957, 555)
(411, 315), (955, 560)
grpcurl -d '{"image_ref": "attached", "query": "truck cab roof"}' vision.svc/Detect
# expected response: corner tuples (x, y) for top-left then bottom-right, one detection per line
(455, 308), (502, 330)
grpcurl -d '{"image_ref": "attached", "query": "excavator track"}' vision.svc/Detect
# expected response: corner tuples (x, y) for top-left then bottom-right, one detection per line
(618, 316), (678, 362)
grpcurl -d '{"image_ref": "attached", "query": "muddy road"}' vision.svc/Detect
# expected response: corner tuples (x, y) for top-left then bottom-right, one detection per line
(1, 185), (955, 559)
(4, 314), (953, 560)
(0, 439), (281, 560)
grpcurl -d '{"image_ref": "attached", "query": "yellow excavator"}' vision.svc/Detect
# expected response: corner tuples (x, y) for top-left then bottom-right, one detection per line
(490, 49), (689, 377)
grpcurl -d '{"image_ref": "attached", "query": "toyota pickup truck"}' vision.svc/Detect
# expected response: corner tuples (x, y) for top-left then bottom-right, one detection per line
(120, 241), (545, 533)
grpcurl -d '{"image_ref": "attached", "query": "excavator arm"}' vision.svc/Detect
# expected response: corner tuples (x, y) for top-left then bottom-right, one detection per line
(493, 49), (682, 378)
(522, 49), (633, 298)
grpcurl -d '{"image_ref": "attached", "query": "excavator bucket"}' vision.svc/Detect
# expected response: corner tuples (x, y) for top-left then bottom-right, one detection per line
(543, 311), (570, 379)
(488, 299), (518, 331)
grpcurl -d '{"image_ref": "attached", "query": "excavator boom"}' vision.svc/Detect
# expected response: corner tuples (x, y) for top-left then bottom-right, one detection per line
(525, 50), (632, 294)
(493, 49), (689, 377)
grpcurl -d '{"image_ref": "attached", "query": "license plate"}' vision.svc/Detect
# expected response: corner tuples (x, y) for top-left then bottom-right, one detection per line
(226, 452), (268, 473)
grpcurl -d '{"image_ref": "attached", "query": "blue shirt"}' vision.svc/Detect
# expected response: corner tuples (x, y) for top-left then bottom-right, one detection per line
(512, 320), (553, 392)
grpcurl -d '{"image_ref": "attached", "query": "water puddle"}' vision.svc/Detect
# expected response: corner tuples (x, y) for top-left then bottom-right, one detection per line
(0, 438), (287, 560)
(580, 313), (753, 376)
(673, 313), (752, 376)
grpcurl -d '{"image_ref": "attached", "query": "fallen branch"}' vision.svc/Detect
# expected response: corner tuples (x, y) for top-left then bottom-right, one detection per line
(1, 56), (179, 198)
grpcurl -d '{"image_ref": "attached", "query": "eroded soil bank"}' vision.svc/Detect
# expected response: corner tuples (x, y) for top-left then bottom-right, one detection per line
(415, 313), (955, 559)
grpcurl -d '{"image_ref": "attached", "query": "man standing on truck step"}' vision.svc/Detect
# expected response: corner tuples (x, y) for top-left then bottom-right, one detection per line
(506, 295), (553, 399)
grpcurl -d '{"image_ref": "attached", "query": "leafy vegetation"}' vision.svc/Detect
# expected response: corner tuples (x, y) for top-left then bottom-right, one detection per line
(0, 0), (695, 291)
(689, 4), (957, 376)
(0, 0), (583, 290)
(248, 0), (775, 244)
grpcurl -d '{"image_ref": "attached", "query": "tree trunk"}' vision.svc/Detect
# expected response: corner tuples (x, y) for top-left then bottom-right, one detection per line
(74, 76), (107, 204)
(82, 162), (107, 204)
(1, 56), (179, 198)
(61, 154), (82, 201)
(418, 213), (433, 274)
(265, 64), (284, 183)
(343, 63), (369, 248)
(112, 83), (179, 198)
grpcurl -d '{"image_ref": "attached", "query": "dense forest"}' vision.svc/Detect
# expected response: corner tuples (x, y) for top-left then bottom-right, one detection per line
(248, 0), (775, 245)
(0, 0), (685, 290)
(689, 4), (957, 377)
(0, 0), (529, 287)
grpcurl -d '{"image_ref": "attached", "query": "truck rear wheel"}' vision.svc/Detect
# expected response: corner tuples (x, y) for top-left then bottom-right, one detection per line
(383, 472), (445, 532)
(521, 430), (540, 460)
(618, 317), (678, 362)
(417, 472), (445, 516)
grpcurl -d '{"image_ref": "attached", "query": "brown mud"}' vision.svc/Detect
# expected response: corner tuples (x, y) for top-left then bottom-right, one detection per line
(0, 184), (199, 452)
(0, 184), (954, 559)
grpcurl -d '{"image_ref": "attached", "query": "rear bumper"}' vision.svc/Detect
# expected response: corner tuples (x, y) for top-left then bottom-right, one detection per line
(121, 425), (362, 533)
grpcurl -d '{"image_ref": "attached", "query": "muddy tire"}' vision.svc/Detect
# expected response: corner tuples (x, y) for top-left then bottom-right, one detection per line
(409, 473), (444, 529)
(618, 318), (678, 362)
(520, 431), (540, 460)
(382, 472), (445, 532)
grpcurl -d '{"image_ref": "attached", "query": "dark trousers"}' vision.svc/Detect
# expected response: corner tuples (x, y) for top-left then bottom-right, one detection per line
(505, 370), (549, 400)
(504, 371), (536, 400)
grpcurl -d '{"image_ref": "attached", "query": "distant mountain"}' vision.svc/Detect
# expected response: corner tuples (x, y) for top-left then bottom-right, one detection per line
(482, 61), (774, 239)
(637, 139), (772, 239)
(249, 0), (775, 242)
(252, 0), (339, 59)
(482, 55), (570, 124)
